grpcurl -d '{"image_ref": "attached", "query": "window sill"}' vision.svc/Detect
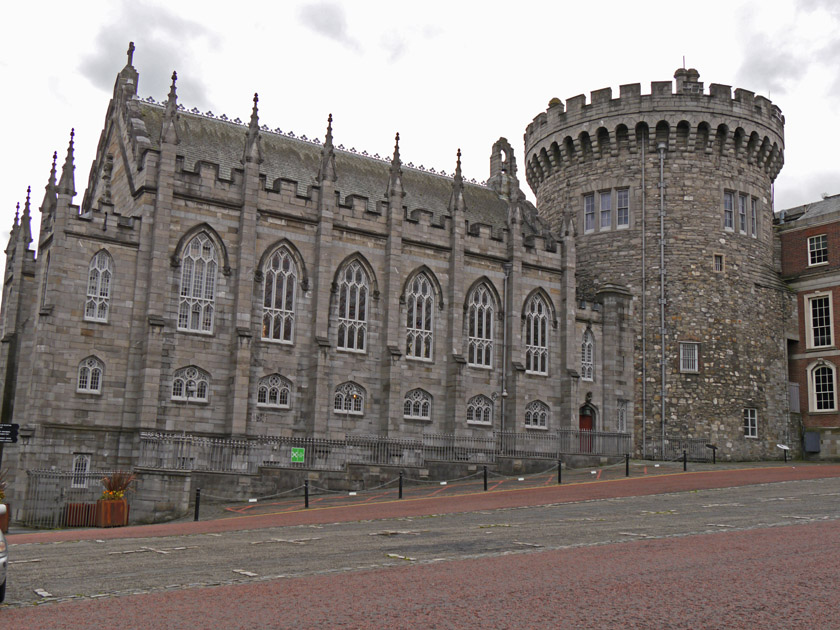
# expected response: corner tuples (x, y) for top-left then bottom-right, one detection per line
(257, 405), (291, 411)
(807, 261), (829, 268)
(334, 411), (364, 416)
(261, 337), (294, 345)
(83, 318), (109, 325)
(406, 355), (434, 363)
(467, 363), (493, 370)
(525, 370), (549, 377)
(75, 390), (102, 396)
(467, 421), (492, 427)
(404, 416), (432, 422)
(525, 425), (548, 431)
(337, 347), (367, 355)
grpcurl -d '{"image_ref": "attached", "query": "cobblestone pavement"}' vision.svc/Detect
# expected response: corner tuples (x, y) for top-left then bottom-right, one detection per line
(2, 463), (839, 628)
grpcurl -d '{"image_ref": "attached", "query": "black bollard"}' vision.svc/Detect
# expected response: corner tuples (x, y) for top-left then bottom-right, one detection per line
(625, 453), (630, 477)
(483, 465), (488, 491)
(558, 459), (562, 485)
(194, 487), (201, 522)
(399, 471), (404, 499)
(784, 449), (788, 464)
(683, 450), (687, 472)
(304, 479), (309, 509)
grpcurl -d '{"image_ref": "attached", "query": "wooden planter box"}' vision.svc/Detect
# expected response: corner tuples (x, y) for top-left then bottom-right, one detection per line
(95, 499), (129, 528)
(0, 503), (9, 534)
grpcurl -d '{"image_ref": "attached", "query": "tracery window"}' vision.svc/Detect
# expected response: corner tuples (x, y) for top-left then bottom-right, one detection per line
(405, 273), (434, 360)
(467, 284), (494, 368)
(525, 294), (548, 375)
(77, 356), (103, 394)
(178, 233), (218, 333)
(84, 250), (112, 322)
(581, 328), (594, 381)
(257, 374), (291, 409)
(467, 395), (493, 425)
(617, 399), (628, 433)
(262, 247), (297, 343)
(71, 453), (91, 488)
(337, 261), (368, 352)
(524, 400), (549, 429)
(403, 388), (432, 420)
(172, 366), (210, 402)
(334, 382), (365, 415)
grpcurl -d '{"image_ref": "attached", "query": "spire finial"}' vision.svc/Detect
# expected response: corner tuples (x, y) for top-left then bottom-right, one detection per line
(250, 92), (259, 127)
(160, 73), (180, 143)
(386, 131), (404, 199)
(58, 128), (76, 196)
(392, 132), (401, 166)
(127, 42), (135, 66)
(14, 202), (19, 226)
(243, 92), (263, 164)
(454, 148), (463, 184)
(50, 151), (58, 184)
(21, 186), (32, 246)
(317, 113), (337, 183)
(167, 71), (178, 103)
(448, 148), (465, 214)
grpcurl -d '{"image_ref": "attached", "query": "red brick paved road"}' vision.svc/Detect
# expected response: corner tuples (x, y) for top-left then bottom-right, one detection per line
(4, 464), (840, 629)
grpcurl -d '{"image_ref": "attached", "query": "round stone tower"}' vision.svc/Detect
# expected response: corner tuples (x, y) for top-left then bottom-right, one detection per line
(524, 68), (793, 460)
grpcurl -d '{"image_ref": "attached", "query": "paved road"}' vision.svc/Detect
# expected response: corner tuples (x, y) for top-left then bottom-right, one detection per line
(3, 465), (840, 628)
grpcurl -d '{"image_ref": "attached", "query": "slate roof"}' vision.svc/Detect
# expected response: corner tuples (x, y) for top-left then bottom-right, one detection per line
(136, 101), (545, 236)
(778, 193), (840, 224)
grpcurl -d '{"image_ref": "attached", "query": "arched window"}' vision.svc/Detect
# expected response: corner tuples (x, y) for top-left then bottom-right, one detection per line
(525, 295), (548, 375)
(77, 356), (104, 394)
(524, 400), (549, 429)
(334, 382), (365, 415)
(172, 366), (210, 402)
(466, 395), (493, 425)
(403, 388), (432, 420)
(262, 247), (297, 343)
(467, 284), (494, 368)
(85, 250), (112, 322)
(406, 273), (434, 360)
(178, 233), (218, 333)
(581, 328), (594, 381)
(337, 261), (369, 352)
(257, 374), (292, 408)
(809, 362), (837, 412)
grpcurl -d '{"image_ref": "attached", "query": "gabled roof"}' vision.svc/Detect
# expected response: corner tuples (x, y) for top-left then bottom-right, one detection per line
(777, 193), (840, 225)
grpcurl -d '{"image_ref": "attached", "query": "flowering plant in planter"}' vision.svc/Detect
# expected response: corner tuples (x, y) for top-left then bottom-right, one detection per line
(100, 471), (136, 501)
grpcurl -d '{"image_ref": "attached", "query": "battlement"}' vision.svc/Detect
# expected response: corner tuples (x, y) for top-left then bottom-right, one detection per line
(524, 69), (785, 195)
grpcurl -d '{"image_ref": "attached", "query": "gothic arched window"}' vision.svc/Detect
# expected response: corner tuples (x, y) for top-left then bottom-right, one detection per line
(467, 284), (494, 368)
(262, 247), (297, 343)
(334, 382), (365, 415)
(77, 356), (104, 394)
(406, 273), (434, 360)
(403, 388), (432, 420)
(524, 400), (549, 429)
(337, 261), (369, 352)
(178, 233), (218, 333)
(466, 394), (493, 425)
(525, 294), (548, 375)
(172, 366), (210, 402)
(257, 374), (292, 408)
(85, 250), (113, 322)
(581, 328), (594, 381)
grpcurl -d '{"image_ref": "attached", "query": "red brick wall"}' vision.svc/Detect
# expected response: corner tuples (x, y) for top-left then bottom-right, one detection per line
(780, 223), (840, 277)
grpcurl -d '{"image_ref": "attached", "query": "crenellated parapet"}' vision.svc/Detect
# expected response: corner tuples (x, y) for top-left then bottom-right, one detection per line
(524, 69), (785, 195)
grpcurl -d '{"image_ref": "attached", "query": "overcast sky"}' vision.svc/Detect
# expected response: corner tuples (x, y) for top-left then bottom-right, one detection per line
(1, 0), (838, 256)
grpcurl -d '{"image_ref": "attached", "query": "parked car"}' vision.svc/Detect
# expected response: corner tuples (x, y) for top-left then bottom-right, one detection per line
(0, 504), (6, 602)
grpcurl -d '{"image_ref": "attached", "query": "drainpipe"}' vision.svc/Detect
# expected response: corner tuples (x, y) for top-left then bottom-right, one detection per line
(501, 262), (512, 433)
(658, 141), (667, 452)
(641, 138), (647, 458)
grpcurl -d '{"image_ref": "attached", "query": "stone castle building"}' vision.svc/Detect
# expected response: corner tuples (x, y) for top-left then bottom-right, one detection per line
(0, 46), (800, 518)
(524, 67), (793, 459)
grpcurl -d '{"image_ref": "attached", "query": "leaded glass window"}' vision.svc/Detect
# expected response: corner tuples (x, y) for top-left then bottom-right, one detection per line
(466, 395), (493, 425)
(337, 262), (368, 352)
(406, 273), (433, 360)
(403, 388), (432, 420)
(262, 247), (297, 343)
(468, 284), (494, 368)
(581, 328), (594, 381)
(77, 356), (103, 394)
(172, 366), (210, 402)
(257, 374), (291, 408)
(334, 382), (364, 415)
(84, 250), (112, 322)
(178, 233), (218, 333)
(524, 400), (549, 428)
(525, 295), (548, 375)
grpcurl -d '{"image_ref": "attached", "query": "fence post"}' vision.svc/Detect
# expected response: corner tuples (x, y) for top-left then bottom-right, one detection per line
(683, 450), (687, 472)
(625, 453), (630, 477)
(483, 465), (488, 491)
(399, 471), (403, 499)
(194, 487), (201, 522)
(304, 479), (309, 509)
(558, 459), (562, 485)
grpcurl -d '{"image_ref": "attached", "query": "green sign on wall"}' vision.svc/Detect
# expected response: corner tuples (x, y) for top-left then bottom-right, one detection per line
(291, 447), (305, 463)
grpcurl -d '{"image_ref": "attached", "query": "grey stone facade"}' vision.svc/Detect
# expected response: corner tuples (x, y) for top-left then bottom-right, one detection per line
(0, 47), (635, 503)
(524, 68), (795, 459)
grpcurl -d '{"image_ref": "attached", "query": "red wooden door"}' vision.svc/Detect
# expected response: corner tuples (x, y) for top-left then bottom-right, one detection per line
(579, 414), (593, 453)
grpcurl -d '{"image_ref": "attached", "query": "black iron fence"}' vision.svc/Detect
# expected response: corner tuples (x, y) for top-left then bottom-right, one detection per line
(138, 429), (633, 473)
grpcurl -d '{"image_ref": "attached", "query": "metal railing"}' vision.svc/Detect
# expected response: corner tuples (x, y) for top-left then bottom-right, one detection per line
(643, 437), (712, 462)
(138, 429), (633, 473)
(22, 470), (128, 529)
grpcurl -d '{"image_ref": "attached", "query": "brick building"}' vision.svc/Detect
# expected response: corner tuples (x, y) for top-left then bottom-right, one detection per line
(778, 194), (840, 458)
